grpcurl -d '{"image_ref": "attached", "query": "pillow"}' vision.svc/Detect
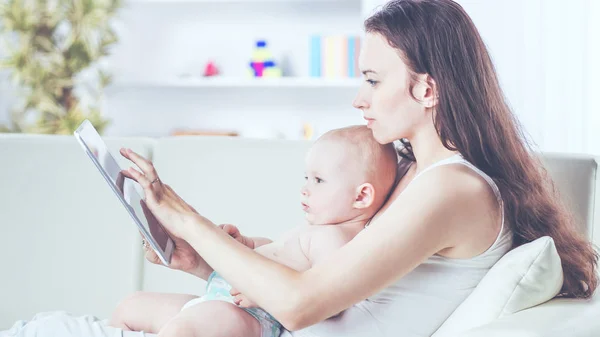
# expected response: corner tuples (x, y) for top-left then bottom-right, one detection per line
(432, 236), (563, 337)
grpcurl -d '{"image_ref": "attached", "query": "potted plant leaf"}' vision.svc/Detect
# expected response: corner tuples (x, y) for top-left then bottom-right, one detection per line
(0, 0), (122, 134)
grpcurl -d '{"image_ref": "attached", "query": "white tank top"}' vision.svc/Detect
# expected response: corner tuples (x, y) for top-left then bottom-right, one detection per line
(282, 153), (513, 337)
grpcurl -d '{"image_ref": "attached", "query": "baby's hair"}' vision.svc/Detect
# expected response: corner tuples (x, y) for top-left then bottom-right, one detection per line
(318, 125), (398, 205)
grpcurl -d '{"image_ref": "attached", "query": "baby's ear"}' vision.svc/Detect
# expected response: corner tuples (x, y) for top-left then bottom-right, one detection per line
(353, 183), (375, 209)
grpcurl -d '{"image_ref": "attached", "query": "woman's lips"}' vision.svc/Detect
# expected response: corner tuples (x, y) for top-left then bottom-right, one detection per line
(364, 116), (375, 127)
(301, 202), (309, 212)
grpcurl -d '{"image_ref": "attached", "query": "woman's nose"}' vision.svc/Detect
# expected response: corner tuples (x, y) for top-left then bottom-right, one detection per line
(352, 91), (369, 110)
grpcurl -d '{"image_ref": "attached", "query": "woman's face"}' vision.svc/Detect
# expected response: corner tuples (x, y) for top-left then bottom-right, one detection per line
(353, 33), (428, 145)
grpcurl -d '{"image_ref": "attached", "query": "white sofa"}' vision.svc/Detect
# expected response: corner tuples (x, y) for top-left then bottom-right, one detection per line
(1, 134), (598, 336)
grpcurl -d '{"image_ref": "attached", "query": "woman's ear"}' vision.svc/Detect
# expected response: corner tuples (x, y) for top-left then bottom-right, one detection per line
(353, 183), (375, 209)
(413, 74), (438, 109)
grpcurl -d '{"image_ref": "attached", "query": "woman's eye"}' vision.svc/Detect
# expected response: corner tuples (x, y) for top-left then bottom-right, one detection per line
(315, 177), (323, 183)
(304, 176), (308, 180)
(366, 79), (378, 87)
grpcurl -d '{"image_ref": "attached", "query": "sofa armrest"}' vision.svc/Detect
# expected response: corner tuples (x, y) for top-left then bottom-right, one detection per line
(461, 296), (600, 337)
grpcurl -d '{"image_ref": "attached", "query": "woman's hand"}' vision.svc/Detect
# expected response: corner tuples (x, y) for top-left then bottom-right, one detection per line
(120, 148), (255, 278)
(120, 147), (215, 278)
(119, 147), (203, 238)
(139, 199), (203, 274)
(138, 218), (251, 277)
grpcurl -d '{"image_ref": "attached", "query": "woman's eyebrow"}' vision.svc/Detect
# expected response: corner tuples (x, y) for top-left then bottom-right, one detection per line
(362, 69), (378, 75)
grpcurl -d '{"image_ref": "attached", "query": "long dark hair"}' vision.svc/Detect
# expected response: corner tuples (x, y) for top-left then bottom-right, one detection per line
(366, 0), (598, 298)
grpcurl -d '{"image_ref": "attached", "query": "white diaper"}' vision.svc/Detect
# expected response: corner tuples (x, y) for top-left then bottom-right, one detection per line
(181, 272), (282, 337)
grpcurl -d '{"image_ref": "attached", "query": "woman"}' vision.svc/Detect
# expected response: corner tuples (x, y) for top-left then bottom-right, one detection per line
(119, 1), (598, 336)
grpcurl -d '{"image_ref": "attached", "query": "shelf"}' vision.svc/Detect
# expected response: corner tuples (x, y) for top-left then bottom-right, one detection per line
(110, 77), (362, 89)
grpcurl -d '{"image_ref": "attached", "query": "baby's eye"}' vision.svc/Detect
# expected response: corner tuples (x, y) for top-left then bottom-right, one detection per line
(315, 177), (324, 183)
(304, 176), (308, 180)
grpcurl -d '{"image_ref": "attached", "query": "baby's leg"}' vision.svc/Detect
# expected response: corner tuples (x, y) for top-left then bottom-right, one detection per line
(158, 301), (261, 337)
(108, 291), (198, 333)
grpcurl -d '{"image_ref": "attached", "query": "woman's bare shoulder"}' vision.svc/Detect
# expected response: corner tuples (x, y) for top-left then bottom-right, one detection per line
(385, 163), (502, 258)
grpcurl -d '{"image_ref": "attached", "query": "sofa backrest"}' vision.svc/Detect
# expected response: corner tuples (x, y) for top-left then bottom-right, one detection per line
(0, 134), (597, 330)
(0, 135), (156, 327)
(542, 153), (600, 247)
(539, 153), (599, 245)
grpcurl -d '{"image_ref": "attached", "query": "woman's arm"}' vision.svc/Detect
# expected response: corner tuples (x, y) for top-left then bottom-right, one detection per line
(181, 167), (483, 330)
(185, 237), (272, 280)
(249, 237), (274, 248)
(143, 222), (271, 281)
(120, 148), (492, 331)
(186, 255), (214, 280)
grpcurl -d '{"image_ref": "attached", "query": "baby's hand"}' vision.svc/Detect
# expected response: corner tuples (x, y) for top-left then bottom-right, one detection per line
(219, 224), (253, 249)
(230, 287), (258, 308)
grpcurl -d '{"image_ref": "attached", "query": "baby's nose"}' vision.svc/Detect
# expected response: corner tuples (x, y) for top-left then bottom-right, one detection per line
(300, 186), (308, 196)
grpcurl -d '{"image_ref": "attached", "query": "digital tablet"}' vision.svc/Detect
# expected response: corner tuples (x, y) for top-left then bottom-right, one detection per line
(74, 120), (174, 266)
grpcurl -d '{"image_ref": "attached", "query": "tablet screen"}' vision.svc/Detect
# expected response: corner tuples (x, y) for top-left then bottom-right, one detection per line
(76, 121), (170, 252)
(120, 178), (170, 251)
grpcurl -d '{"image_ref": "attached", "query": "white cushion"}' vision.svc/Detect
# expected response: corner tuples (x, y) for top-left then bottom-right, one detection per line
(433, 236), (564, 337)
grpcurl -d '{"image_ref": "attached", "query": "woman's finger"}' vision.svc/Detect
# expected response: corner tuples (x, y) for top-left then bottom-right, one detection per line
(120, 148), (159, 180)
(145, 247), (161, 265)
(120, 166), (147, 184)
(124, 166), (153, 189)
(123, 166), (162, 206)
(121, 167), (151, 190)
(140, 236), (160, 264)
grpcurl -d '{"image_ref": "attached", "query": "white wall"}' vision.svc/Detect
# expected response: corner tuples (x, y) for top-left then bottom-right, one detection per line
(101, 0), (365, 139)
(0, 0), (366, 139)
(456, 0), (599, 155)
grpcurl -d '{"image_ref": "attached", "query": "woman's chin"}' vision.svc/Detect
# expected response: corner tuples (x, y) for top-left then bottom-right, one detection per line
(370, 128), (395, 145)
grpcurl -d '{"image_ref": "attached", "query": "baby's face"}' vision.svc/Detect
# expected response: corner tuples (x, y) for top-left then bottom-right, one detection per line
(300, 140), (362, 225)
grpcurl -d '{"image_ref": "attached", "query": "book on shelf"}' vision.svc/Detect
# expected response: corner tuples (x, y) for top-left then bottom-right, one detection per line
(310, 35), (361, 79)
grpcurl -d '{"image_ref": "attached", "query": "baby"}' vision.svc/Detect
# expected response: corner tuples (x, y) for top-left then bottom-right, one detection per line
(109, 125), (398, 337)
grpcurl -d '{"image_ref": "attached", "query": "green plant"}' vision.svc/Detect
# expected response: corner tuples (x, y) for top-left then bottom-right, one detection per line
(0, 0), (122, 134)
